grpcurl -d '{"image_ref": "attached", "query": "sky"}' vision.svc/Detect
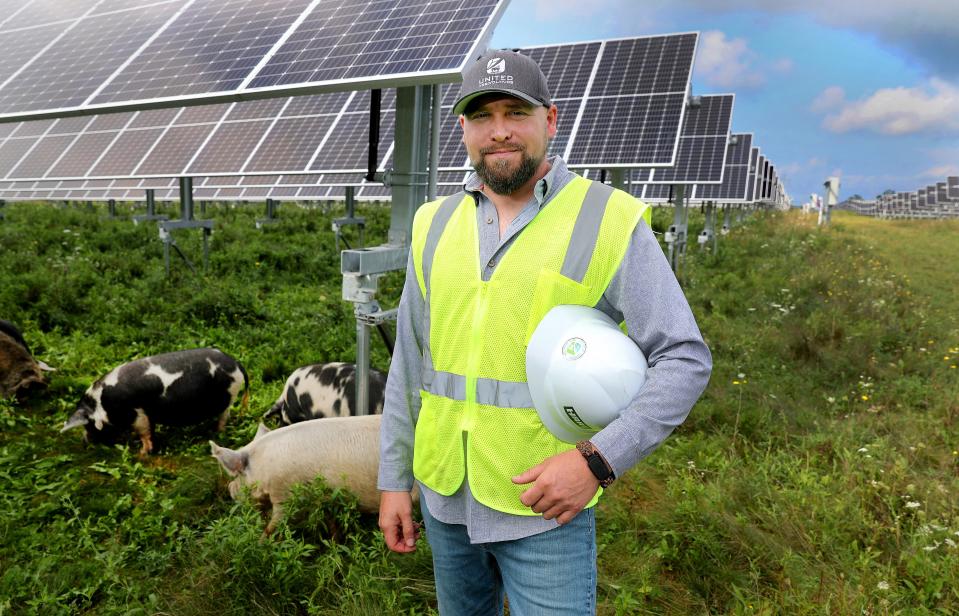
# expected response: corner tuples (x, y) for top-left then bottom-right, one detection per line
(487, 0), (959, 205)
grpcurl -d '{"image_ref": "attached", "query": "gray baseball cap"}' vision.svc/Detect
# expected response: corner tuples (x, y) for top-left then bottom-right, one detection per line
(452, 49), (552, 116)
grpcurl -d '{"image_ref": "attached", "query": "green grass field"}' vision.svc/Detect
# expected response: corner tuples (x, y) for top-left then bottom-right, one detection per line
(0, 202), (956, 614)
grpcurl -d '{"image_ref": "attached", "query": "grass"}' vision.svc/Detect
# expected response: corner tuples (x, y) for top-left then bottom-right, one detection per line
(0, 201), (957, 614)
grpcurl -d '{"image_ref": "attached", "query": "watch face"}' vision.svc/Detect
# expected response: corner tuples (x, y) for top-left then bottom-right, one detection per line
(586, 454), (610, 480)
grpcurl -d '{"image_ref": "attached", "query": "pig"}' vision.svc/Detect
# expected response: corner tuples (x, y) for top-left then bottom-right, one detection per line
(210, 414), (411, 535)
(0, 320), (54, 399)
(62, 347), (248, 455)
(263, 362), (386, 426)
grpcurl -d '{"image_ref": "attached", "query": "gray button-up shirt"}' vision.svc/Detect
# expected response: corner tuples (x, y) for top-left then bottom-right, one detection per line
(378, 156), (712, 543)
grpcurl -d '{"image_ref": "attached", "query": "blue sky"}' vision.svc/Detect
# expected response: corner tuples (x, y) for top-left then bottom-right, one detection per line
(487, 0), (959, 205)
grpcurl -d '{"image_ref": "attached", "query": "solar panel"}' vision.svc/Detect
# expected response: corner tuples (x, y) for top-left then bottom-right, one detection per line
(949, 176), (959, 200)
(937, 182), (948, 203)
(0, 2), (187, 114)
(0, 0), (506, 122)
(752, 152), (764, 202)
(629, 94), (732, 185)
(694, 133), (753, 201)
(926, 185), (937, 206)
(566, 34), (697, 167)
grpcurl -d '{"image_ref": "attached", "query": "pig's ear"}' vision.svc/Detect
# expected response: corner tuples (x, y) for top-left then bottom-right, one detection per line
(61, 409), (89, 432)
(254, 423), (272, 441)
(209, 441), (247, 476)
(37, 360), (56, 372)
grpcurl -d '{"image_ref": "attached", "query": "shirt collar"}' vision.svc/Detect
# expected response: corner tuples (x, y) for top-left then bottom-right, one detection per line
(463, 155), (567, 208)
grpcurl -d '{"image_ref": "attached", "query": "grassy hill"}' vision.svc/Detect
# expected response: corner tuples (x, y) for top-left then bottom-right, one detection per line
(0, 202), (956, 614)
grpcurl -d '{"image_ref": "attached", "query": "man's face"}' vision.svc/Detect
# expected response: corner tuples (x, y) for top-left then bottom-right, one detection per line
(459, 94), (558, 195)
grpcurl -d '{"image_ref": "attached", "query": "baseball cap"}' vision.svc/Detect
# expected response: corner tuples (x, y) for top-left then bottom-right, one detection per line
(452, 49), (552, 116)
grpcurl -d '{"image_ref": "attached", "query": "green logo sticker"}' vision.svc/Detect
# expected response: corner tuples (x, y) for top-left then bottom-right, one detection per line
(562, 337), (586, 360)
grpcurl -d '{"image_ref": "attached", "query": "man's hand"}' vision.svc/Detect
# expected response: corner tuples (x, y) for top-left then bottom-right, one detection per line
(511, 449), (599, 525)
(379, 490), (421, 553)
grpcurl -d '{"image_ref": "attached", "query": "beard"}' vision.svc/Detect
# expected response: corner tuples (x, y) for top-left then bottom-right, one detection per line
(472, 142), (545, 195)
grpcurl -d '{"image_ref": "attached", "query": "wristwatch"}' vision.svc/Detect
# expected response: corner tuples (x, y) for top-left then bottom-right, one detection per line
(576, 440), (615, 488)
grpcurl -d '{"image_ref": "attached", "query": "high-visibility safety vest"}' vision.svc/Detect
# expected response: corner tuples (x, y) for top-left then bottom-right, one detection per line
(410, 176), (649, 515)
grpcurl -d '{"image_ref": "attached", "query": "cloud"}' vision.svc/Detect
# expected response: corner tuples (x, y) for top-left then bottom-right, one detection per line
(820, 78), (959, 135)
(810, 86), (845, 113)
(657, 0), (959, 78)
(920, 165), (959, 178)
(533, 0), (609, 19)
(693, 31), (794, 90)
(778, 157), (825, 178)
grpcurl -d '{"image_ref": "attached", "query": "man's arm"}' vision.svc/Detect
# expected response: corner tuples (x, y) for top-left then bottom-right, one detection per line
(514, 218), (712, 519)
(590, 218), (712, 475)
(378, 253), (426, 552)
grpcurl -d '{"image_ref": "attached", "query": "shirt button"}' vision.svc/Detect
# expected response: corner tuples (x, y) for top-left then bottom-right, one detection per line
(486, 217), (493, 224)
(488, 260), (496, 268)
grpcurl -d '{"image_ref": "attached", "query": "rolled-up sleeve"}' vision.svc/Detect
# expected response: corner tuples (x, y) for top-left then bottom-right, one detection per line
(377, 252), (425, 492)
(590, 219), (712, 476)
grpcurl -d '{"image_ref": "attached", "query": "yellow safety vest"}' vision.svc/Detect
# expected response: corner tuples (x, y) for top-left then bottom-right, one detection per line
(410, 176), (648, 515)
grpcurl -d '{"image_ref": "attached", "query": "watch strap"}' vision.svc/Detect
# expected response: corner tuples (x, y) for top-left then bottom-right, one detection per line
(576, 440), (615, 487)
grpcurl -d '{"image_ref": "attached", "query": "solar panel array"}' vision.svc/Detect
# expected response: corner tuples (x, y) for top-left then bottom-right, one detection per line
(0, 0), (506, 121)
(0, 33), (699, 186)
(853, 174), (959, 219)
(0, 19), (794, 207)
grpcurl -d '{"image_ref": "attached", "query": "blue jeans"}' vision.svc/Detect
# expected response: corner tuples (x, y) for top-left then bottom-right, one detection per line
(421, 500), (597, 616)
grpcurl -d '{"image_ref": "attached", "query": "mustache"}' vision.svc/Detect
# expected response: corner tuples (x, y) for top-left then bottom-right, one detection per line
(479, 143), (526, 156)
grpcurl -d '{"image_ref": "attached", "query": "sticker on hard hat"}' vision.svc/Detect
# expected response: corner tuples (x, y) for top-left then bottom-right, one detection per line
(563, 406), (592, 431)
(561, 337), (586, 360)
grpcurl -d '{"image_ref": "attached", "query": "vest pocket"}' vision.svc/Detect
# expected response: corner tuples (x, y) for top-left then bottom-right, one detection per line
(524, 268), (592, 345)
(413, 391), (466, 496)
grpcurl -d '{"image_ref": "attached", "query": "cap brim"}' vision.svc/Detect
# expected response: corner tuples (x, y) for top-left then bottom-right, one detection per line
(452, 90), (546, 116)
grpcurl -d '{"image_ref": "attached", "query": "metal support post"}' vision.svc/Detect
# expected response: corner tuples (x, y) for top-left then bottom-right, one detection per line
(698, 201), (715, 250)
(609, 168), (626, 191)
(179, 177), (194, 221)
(132, 189), (167, 225)
(256, 198), (280, 229)
(428, 83), (442, 201)
(157, 178), (213, 275)
(665, 185), (687, 273)
(333, 187), (366, 249)
(108, 199), (116, 218)
(342, 85), (430, 414)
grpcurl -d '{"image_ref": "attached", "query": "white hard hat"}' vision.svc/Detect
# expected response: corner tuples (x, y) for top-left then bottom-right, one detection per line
(526, 305), (648, 443)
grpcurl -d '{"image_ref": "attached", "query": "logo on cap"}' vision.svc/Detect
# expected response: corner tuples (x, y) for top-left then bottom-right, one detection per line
(562, 338), (586, 360)
(487, 58), (506, 75)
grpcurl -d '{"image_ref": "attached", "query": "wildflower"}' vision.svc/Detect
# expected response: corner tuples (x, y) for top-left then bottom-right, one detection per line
(827, 396), (835, 404)
(857, 447), (869, 453)
(905, 501), (921, 509)
(922, 542), (940, 552)
(876, 581), (890, 591)
(946, 538), (957, 548)
(732, 380), (741, 385)
(737, 373), (746, 379)
(861, 395), (869, 401)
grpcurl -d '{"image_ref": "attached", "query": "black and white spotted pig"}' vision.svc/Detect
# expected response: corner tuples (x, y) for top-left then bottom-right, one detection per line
(264, 362), (385, 426)
(62, 348), (248, 454)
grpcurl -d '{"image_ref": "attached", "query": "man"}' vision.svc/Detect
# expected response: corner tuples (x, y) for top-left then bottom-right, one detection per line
(378, 49), (711, 615)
